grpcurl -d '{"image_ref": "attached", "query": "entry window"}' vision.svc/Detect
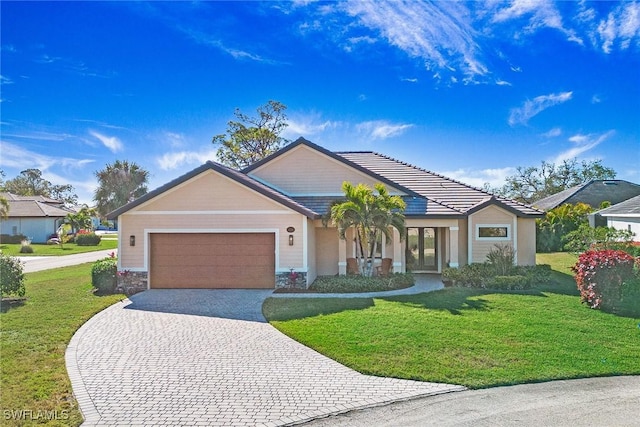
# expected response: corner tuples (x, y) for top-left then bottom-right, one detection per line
(476, 225), (510, 240)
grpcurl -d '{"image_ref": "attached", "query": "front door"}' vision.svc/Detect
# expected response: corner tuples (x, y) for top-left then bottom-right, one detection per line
(406, 227), (438, 272)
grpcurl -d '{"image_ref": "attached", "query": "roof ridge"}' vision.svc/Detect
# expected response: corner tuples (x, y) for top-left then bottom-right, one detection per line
(368, 151), (543, 213)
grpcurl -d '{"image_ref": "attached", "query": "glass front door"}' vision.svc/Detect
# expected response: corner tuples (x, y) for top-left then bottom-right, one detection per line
(406, 227), (437, 271)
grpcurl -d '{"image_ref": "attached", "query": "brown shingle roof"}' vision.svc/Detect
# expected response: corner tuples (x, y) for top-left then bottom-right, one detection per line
(338, 151), (543, 217)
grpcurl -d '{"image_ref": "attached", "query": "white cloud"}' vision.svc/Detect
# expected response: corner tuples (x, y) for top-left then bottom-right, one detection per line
(508, 91), (573, 126)
(597, 2), (640, 53)
(495, 79), (512, 86)
(355, 120), (413, 140)
(401, 77), (418, 83)
(89, 130), (123, 153)
(542, 127), (562, 138)
(552, 130), (615, 164)
(0, 75), (13, 85)
(439, 166), (516, 189)
(343, 0), (488, 82)
(489, 0), (582, 44)
(156, 148), (218, 170)
(284, 116), (338, 138)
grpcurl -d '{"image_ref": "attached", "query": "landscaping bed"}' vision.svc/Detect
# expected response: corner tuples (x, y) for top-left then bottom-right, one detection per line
(274, 273), (414, 294)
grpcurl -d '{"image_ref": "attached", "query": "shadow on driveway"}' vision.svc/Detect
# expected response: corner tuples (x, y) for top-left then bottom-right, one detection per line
(124, 289), (274, 322)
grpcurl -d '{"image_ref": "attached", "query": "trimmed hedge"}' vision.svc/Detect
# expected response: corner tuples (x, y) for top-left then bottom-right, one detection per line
(76, 232), (102, 246)
(309, 273), (414, 293)
(0, 234), (28, 244)
(91, 256), (117, 294)
(443, 264), (552, 291)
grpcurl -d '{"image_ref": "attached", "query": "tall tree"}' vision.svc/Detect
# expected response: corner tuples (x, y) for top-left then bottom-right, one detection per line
(212, 100), (289, 169)
(94, 160), (149, 217)
(325, 182), (406, 277)
(0, 170), (8, 219)
(497, 159), (616, 204)
(3, 168), (78, 206)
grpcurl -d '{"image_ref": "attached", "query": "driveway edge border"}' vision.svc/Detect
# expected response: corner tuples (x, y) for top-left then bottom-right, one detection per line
(65, 298), (131, 426)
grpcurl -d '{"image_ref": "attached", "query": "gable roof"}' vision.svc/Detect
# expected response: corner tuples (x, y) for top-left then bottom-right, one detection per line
(1, 192), (73, 218)
(107, 138), (544, 220)
(107, 160), (318, 219)
(533, 180), (640, 210)
(595, 194), (640, 217)
(338, 151), (543, 217)
(3, 200), (73, 218)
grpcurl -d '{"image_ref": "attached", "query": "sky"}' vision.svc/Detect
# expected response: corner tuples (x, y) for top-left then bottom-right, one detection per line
(1, 0), (639, 206)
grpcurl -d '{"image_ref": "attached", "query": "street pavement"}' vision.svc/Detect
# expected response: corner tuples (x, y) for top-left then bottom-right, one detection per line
(303, 375), (640, 427)
(17, 249), (117, 273)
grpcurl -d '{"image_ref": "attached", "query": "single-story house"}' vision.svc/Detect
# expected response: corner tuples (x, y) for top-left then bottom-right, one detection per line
(108, 138), (543, 291)
(0, 193), (74, 243)
(533, 180), (640, 211)
(590, 195), (640, 239)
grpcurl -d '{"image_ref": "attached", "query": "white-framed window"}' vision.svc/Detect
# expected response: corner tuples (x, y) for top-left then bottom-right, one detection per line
(476, 224), (510, 241)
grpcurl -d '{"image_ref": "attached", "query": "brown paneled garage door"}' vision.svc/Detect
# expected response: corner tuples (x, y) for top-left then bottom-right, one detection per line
(150, 233), (275, 289)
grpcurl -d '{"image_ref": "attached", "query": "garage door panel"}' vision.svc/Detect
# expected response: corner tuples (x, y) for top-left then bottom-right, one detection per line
(150, 233), (275, 289)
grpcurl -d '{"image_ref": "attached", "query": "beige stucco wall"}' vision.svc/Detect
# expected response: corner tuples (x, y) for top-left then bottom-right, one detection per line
(315, 226), (339, 276)
(306, 218), (317, 285)
(517, 218), (537, 266)
(117, 169), (308, 274)
(248, 144), (404, 195)
(469, 205), (516, 264)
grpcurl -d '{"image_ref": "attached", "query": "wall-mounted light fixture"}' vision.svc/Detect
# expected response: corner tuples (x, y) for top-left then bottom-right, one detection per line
(129, 235), (136, 246)
(289, 234), (294, 246)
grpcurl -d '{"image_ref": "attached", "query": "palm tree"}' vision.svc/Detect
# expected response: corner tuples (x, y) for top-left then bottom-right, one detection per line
(326, 182), (406, 277)
(94, 160), (149, 217)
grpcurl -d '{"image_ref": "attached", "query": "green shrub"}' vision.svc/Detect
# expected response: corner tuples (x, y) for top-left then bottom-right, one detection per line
(491, 275), (530, 290)
(443, 263), (552, 290)
(91, 256), (117, 294)
(0, 253), (25, 297)
(572, 249), (635, 312)
(0, 234), (28, 244)
(486, 244), (516, 275)
(619, 277), (640, 317)
(76, 232), (102, 246)
(19, 245), (34, 254)
(310, 273), (414, 293)
(515, 264), (552, 286)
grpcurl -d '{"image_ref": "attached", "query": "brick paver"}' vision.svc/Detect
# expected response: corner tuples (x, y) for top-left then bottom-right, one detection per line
(66, 289), (465, 426)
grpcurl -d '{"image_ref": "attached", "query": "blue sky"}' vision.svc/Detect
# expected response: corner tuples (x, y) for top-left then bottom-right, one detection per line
(1, 1), (639, 205)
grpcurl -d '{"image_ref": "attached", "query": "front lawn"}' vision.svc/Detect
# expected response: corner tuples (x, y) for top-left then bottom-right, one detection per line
(264, 253), (640, 389)
(0, 264), (124, 426)
(0, 239), (117, 256)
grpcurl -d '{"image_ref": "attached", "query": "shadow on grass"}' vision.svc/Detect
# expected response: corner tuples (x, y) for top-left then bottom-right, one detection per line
(0, 297), (27, 313)
(263, 297), (375, 321)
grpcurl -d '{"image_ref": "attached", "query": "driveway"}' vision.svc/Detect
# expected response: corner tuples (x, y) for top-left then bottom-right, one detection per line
(66, 289), (464, 426)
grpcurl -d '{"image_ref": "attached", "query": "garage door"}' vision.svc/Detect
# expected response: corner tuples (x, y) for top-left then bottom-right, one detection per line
(150, 233), (275, 289)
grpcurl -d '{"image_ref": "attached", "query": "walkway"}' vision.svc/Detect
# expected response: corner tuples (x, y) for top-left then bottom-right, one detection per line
(66, 289), (464, 426)
(18, 249), (117, 273)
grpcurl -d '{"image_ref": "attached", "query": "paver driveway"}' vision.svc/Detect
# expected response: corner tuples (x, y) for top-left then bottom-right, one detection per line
(66, 289), (464, 426)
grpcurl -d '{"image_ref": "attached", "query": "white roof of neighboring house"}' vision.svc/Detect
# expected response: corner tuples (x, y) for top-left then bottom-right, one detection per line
(595, 195), (640, 217)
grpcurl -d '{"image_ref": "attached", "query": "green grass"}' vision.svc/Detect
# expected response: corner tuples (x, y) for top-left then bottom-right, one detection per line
(264, 252), (640, 389)
(0, 239), (117, 256)
(0, 264), (124, 426)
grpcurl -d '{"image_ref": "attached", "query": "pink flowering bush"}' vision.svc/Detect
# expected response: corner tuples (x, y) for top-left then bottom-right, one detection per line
(572, 249), (636, 311)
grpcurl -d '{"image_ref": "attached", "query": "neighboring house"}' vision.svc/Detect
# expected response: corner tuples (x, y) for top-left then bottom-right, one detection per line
(0, 193), (74, 243)
(108, 138), (543, 291)
(533, 180), (640, 211)
(590, 195), (640, 240)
